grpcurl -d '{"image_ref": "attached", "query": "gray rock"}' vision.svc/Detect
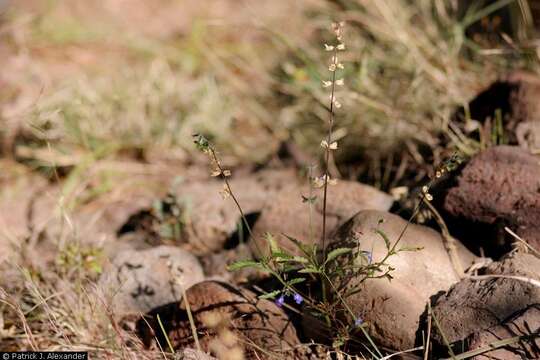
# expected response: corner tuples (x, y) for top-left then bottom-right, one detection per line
(99, 245), (204, 317)
(323, 210), (477, 350)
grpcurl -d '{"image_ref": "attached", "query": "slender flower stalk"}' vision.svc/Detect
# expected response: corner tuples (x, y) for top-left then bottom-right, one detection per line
(321, 21), (345, 258)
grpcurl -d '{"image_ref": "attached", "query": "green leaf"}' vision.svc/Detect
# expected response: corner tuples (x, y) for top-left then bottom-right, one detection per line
(325, 247), (352, 263)
(259, 290), (282, 300)
(287, 277), (306, 286)
(301, 195), (317, 204)
(291, 256), (309, 263)
(227, 260), (264, 271)
(282, 234), (311, 258)
(399, 246), (424, 252)
(272, 251), (294, 262)
(375, 229), (392, 250)
(298, 267), (320, 274)
(265, 232), (280, 254)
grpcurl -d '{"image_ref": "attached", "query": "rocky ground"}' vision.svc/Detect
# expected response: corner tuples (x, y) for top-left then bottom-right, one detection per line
(1, 1), (540, 359)
(1, 73), (540, 358)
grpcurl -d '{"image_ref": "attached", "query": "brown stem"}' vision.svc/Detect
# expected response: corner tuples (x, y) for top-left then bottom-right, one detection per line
(321, 48), (338, 258)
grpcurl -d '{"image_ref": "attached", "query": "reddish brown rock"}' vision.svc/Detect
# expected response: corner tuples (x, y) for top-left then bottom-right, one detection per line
(443, 146), (540, 253)
(466, 72), (540, 150)
(250, 181), (394, 258)
(467, 305), (540, 360)
(321, 210), (477, 350)
(431, 253), (540, 350)
(138, 281), (300, 359)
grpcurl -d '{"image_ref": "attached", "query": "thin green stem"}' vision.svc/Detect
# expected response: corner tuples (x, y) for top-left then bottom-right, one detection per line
(322, 271), (383, 359)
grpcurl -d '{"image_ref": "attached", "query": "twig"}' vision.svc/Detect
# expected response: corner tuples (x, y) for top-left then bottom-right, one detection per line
(469, 274), (540, 288)
(423, 302), (432, 360)
(423, 200), (464, 278)
(505, 226), (540, 257)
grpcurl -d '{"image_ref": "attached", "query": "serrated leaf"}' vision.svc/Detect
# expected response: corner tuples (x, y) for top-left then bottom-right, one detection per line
(291, 256), (309, 263)
(259, 290), (282, 300)
(282, 265), (298, 272)
(272, 252), (295, 263)
(265, 232), (280, 254)
(325, 247), (352, 263)
(227, 260), (264, 271)
(282, 233), (311, 258)
(287, 277), (306, 286)
(298, 267), (320, 274)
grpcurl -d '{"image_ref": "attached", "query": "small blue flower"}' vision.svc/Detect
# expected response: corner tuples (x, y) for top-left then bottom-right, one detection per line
(355, 317), (364, 327)
(275, 295), (285, 307)
(363, 251), (373, 264)
(293, 293), (304, 304)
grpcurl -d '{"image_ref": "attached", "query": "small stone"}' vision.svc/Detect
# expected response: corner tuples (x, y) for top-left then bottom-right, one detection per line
(99, 245), (204, 317)
(137, 281), (300, 359)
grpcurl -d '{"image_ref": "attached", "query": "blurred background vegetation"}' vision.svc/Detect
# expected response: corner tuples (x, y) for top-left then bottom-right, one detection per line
(1, 0), (539, 195)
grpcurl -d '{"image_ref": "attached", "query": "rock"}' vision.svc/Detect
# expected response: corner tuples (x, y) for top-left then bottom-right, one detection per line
(324, 210), (477, 350)
(431, 253), (540, 350)
(466, 305), (540, 360)
(119, 168), (300, 255)
(181, 348), (217, 360)
(516, 121), (540, 152)
(137, 280), (300, 359)
(465, 71), (540, 150)
(199, 243), (262, 284)
(99, 245), (204, 317)
(443, 146), (540, 255)
(250, 181), (394, 258)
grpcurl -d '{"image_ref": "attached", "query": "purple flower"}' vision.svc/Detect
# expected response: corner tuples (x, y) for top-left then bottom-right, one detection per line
(355, 317), (363, 327)
(363, 251), (372, 264)
(275, 295), (285, 307)
(293, 293), (304, 304)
